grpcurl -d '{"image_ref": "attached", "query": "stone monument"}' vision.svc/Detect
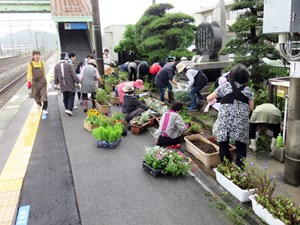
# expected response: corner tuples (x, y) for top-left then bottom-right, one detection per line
(185, 0), (231, 82)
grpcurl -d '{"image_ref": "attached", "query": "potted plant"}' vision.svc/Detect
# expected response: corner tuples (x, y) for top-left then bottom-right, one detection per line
(92, 124), (123, 149)
(185, 122), (202, 136)
(144, 97), (168, 116)
(84, 109), (101, 132)
(131, 111), (151, 135)
(214, 159), (256, 202)
(105, 76), (119, 91)
(111, 112), (127, 136)
(95, 89), (111, 114)
(248, 164), (300, 225)
(184, 134), (220, 168)
(142, 146), (190, 177)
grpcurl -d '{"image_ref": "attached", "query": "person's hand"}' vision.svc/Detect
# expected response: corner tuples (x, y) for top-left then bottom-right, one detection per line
(27, 81), (32, 89)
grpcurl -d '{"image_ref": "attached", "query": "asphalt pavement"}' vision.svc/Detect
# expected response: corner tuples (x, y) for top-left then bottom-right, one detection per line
(58, 95), (232, 225)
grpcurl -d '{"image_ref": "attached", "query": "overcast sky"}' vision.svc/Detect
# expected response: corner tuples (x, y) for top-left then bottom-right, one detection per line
(0, 0), (224, 37)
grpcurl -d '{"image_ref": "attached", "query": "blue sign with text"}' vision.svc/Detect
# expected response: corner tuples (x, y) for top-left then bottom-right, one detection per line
(16, 205), (30, 225)
(64, 22), (88, 30)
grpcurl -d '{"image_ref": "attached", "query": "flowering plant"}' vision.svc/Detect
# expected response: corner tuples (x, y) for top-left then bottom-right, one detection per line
(216, 159), (259, 190)
(144, 146), (190, 176)
(85, 109), (111, 127)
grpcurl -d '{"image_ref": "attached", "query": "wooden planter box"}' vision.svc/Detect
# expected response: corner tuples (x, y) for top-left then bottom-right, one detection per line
(110, 96), (120, 105)
(184, 134), (220, 168)
(83, 120), (98, 132)
(95, 101), (111, 115)
(249, 195), (284, 225)
(214, 168), (255, 202)
(131, 122), (149, 135)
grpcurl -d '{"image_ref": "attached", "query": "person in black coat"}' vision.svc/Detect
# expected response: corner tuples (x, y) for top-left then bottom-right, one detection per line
(154, 62), (177, 103)
(122, 83), (148, 122)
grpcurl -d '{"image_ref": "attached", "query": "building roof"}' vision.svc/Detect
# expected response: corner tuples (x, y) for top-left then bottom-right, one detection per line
(50, 0), (92, 21)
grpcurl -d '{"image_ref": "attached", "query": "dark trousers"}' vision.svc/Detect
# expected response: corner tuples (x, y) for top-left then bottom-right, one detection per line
(63, 91), (75, 111)
(190, 85), (206, 108)
(42, 101), (48, 110)
(159, 82), (173, 102)
(129, 68), (137, 81)
(249, 123), (280, 139)
(125, 108), (145, 122)
(219, 138), (247, 168)
(157, 136), (180, 147)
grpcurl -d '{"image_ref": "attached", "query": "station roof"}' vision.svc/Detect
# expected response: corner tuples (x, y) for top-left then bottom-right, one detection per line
(50, 0), (93, 22)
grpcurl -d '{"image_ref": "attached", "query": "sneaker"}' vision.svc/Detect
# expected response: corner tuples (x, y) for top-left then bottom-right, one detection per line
(188, 106), (197, 111)
(73, 105), (78, 110)
(168, 144), (181, 149)
(65, 110), (73, 116)
(42, 110), (48, 115)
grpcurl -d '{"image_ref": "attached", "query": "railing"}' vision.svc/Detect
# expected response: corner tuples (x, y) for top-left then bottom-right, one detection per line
(0, 0), (50, 5)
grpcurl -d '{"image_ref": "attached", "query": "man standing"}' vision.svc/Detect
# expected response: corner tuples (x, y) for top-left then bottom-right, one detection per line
(54, 52), (80, 116)
(176, 63), (208, 111)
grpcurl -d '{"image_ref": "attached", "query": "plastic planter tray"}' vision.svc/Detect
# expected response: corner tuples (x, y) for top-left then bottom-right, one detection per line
(249, 195), (284, 225)
(214, 168), (255, 202)
(142, 161), (164, 177)
(97, 138), (121, 149)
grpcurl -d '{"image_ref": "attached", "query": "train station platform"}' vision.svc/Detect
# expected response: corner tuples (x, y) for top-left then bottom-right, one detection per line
(0, 54), (232, 225)
(0, 53), (299, 225)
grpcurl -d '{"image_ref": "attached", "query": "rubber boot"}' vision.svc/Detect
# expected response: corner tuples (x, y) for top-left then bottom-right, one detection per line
(255, 131), (259, 142)
(249, 139), (257, 152)
(270, 137), (277, 151)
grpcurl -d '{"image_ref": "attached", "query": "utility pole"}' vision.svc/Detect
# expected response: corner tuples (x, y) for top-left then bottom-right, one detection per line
(152, 0), (156, 4)
(91, 0), (104, 76)
(35, 32), (39, 50)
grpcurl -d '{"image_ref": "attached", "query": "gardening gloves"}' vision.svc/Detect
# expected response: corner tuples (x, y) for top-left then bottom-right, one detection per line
(27, 81), (32, 89)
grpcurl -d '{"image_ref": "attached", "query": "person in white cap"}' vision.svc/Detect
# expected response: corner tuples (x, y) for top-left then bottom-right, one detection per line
(122, 83), (148, 122)
(176, 62), (208, 111)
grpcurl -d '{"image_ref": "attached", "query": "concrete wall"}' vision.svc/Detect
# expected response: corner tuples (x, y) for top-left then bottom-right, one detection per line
(103, 25), (126, 61)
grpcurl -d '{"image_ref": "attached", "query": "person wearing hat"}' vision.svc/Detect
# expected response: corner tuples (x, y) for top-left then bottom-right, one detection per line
(27, 50), (48, 114)
(80, 59), (104, 112)
(117, 79), (144, 104)
(176, 62), (208, 111)
(54, 52), (81, 116)
(154, 62), (178, 103)
(122, 83), (148, 122)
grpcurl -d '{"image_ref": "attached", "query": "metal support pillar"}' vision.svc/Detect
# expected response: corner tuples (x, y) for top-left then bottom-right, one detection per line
(91, 0), (104, 76)
(284, 76), (300, 186)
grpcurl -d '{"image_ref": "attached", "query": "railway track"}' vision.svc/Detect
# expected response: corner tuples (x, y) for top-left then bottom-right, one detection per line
(0, 55), (31, 74)
(0, 52), (55, 109)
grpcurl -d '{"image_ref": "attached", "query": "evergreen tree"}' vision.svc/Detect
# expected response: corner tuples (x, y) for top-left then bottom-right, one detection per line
(135, 3), (195, 63)
(114, 25), (138, 56)
(221, 0), (286, 84)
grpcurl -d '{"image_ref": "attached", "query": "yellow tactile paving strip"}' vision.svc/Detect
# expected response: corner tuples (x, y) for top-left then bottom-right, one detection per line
(0, 56), (56, 225)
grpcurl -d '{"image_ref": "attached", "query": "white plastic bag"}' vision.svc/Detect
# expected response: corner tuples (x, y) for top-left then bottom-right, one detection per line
(212, 119), (219, 137)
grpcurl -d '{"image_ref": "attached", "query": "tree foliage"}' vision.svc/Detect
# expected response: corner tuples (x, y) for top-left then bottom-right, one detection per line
(114, 24), (137, 54)
(220, 0), (281, 84)
(135, 4), (195, 62)
(115, 4), (195, 63)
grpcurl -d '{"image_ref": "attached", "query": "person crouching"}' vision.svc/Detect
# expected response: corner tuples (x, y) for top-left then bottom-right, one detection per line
(122, 83), (148, 123)
(154, 101), (188, 148)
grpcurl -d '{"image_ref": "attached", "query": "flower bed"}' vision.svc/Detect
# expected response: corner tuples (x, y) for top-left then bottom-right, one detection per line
(143, 146), (190, 176)
(214, 168), (255, 202)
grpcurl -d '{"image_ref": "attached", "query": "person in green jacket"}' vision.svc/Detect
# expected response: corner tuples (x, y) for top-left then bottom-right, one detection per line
(249, 103), (282, 151)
